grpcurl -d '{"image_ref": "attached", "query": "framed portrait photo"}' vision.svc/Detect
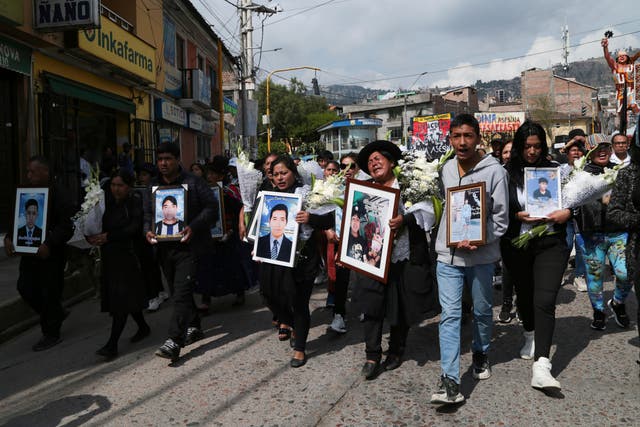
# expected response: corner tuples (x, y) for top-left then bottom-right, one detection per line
(337, 179), (400, 284)
(246, 192), (264, 243)
(252, 191), (302, 267)
(210, 186), (226, 239)
(446, 182), (487, 247)
(152, 185), (188, 241)
(13, 187), (49, 254)
(524, 167), (561, 218)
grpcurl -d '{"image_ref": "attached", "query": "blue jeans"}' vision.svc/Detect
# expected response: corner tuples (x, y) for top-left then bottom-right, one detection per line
(566, 220), (586, 277)
(436, 261), (495, 384)
(576, 232), (631, 312)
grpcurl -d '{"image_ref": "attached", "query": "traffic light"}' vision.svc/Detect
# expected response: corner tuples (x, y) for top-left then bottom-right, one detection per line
(312, 78), (320, 95)
(581, 105), (587, 116)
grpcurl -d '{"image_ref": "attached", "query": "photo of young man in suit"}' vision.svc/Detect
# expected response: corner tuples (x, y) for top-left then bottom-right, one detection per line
(256, 203), (293, 262)
(17, 198), (43, 247)
(155, 195), (185, 236)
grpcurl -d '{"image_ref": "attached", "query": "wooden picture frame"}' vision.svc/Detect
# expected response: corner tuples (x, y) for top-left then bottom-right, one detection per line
(446, 182), (486, 247)
(152, 185), (188, 241)
(210, 185), (226, 239)
(12, 187), (50, 255)
(524, 167), (561, 218)
(252, 191), (302, 268)
(337, 179), (400, 284)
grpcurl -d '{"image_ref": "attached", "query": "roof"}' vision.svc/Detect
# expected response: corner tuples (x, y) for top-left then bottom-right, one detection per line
(553, 74), (598, 91)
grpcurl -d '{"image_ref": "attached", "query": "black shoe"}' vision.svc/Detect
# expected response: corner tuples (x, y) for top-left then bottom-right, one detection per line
(361, 361), (381, 380)
(608, 299), (630, 328)
(32, 335), (62, 352)
(430, 375), (464, 404)
(130, 325), (151, 343)
(184, 327), (204, 346)
(472, 352), (491, 380)
(96, 345), (118, 359)
(498, 303), (512, 323)
(591, 309), (606, 330)
(382, 354), (402, 371)
(232, 293), (245, 307)
(290, 354), (307, 368)
(155, 338), (180, 362)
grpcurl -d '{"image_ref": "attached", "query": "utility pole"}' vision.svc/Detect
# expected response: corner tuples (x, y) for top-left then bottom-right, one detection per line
(239, 1), (277, 158)
(561, 24), (569, 76)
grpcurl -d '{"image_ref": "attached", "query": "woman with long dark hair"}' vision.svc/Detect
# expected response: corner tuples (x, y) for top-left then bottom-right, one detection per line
(87, 169), (150, 359)
(259, 155), (334, 367)
(607, 131), (640, 365)
(501, 121), (572, 391)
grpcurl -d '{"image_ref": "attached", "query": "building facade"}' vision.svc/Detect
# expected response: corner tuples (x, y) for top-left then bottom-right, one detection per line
(0, 1), (238, 218)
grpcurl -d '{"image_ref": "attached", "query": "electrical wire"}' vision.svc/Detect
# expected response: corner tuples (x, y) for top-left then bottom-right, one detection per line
(265, 0), (338, 26)
(318, 29), (640, 87)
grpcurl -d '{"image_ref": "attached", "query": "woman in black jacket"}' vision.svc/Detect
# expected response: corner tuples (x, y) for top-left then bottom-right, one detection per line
(607, 131), (640, 364)
(87, 169), (150, 359)
(501, 121), (572, 391)
(353, 140), (435, 380)
(260, 155), (334, 368)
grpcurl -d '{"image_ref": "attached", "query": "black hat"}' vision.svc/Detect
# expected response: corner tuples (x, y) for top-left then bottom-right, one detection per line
(357, 140), (402, 175)
(568, 128), (587, 140)
(208, 155), (229, 175)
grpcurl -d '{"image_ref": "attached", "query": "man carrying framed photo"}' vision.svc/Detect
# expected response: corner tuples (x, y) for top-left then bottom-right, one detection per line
(4, 156), (74, 351)
(431, 114), (509, 405)
(143, 142), (216, 362)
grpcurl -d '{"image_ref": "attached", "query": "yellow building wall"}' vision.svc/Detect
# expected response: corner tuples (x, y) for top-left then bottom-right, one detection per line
(32, 51), (150, 119)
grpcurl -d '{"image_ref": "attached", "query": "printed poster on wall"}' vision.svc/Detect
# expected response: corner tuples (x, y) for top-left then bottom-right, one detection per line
(410, 113), (451, 160)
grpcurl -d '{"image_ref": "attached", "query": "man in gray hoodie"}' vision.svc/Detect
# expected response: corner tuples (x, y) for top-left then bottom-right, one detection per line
(430, 114), (509, 405)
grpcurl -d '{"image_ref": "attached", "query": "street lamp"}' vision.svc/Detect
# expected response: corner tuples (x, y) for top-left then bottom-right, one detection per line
(252, 48), (283, 76)
(266, 66), (321, 151)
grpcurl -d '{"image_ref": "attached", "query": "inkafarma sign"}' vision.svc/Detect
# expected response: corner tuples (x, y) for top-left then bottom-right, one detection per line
(34, 0), (100, 31)
(79, 18), (156, 83)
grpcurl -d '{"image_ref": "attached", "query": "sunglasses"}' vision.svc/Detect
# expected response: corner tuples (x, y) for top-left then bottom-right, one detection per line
(340, 163), (354, 170)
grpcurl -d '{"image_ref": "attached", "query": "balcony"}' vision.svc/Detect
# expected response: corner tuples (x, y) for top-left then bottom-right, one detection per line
(178, 69), (213, 112)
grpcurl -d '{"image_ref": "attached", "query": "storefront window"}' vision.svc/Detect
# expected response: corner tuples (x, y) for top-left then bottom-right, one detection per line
(196, 134), (211, 162)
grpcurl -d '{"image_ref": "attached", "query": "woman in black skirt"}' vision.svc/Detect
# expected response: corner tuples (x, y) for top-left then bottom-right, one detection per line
(259, 155), (334, 367)
(353, 140), (434, 380)
(87, 169), (150, 359)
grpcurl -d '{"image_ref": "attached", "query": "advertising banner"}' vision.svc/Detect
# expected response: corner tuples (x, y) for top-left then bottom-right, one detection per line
(411, 113), (451, 159)
(34, 0), (100, 31)
(78, 18), (156, 83)
(474, 112), (525, 145)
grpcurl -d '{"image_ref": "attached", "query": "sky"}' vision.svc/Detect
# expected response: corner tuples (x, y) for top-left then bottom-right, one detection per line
(194, 0), (640, 92)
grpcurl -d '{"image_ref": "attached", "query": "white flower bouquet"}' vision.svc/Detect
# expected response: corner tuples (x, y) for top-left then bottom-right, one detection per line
(297, 160), (324, 186)
(512, 151), (626, 249)
(392, 148), (453, 230)
(304, 173), (345, 213)
(67, 167), (105, 249)
(235, 149), (263, 215)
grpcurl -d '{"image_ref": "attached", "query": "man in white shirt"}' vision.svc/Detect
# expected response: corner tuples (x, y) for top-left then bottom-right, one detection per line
(610, 133), (631, 166)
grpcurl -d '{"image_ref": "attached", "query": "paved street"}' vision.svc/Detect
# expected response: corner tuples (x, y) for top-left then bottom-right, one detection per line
(0, 277), (638, 426)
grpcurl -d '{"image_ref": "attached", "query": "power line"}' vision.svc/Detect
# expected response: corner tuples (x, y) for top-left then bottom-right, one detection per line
(319, 29), (640, 86)
(266, 0), (339, 26)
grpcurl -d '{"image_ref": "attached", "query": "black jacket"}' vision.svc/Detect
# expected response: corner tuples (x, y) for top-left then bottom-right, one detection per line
(143, 169), (216, 255)
(575, 161), (623, 234)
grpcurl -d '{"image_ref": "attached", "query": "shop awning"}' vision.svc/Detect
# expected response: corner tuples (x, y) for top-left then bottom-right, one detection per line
(45, 73), (136, 114)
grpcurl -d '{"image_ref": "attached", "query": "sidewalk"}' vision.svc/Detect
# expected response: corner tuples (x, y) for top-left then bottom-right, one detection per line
(0, 234), (96, 343)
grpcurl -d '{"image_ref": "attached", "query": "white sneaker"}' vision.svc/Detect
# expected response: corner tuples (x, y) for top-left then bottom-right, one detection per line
(147, 297), (161, 312)
(531, 357), (561, 390)
(329, 314), (347, 333)
(520, 330), (535, 360)
(573, 276), (587, 292)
